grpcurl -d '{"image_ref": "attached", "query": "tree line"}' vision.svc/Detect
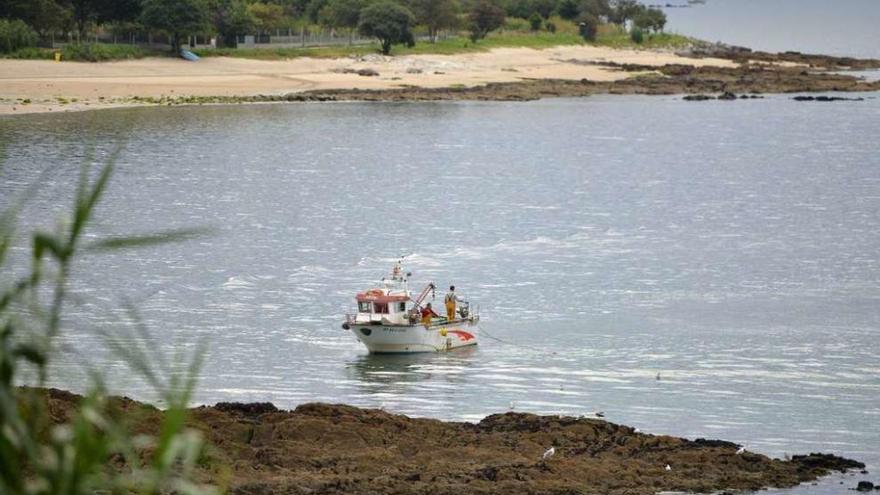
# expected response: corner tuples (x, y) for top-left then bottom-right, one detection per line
(0, 0), (666, 54)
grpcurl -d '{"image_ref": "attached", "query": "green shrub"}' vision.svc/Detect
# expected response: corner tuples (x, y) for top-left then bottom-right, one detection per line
(545, 21), (556, 33)
(630, 27), (644, 44)
(528, 12), (542, 31)
(0, 19), (39, 54)
(576, 13), (598, 41)
(61, 43), (147, 61)
(4, 46), (53, 59)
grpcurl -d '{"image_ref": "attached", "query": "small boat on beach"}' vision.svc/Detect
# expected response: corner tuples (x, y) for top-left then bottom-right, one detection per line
(180, 49), (200, 61)
(342, 262), (479, 353)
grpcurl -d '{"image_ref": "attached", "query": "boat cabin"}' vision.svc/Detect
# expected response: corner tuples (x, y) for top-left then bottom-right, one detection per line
(354, 288), (414, 325)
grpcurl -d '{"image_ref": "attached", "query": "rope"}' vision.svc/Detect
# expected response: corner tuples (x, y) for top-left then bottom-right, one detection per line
(477, 324), (558, 356)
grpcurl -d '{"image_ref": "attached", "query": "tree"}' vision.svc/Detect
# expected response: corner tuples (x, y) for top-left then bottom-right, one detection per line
(503, 0), (532, 19)
(557, 0), (579, 20)
(357, 1), (415, 55)
(140, 0), (210, 52)
(408, 0), (459, 42)
(467, 0), (504, 42)
(608, 0), (641, 25)
(3, 0), (72, 37)
(530, 0), (555, 19)
(208, 0), (255, 47)
(319, 0), (364, 44)
(578, 0), (610, 18)
(247, 1), (285, 34)
(305, 0), (329, 23)
(633, 7), (663, 32)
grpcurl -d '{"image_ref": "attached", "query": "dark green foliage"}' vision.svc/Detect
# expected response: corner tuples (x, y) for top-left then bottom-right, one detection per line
(609, 0), (640, 24)
(630, 26), (643, 43)
(2, 0), (71, 36)
(0, 18), (38, 53)
(633, 6), (665, 32)
(504, 0), (532, 19)
(306, 0), (329, 24)
(61, 42), (146, 60)
(576, 11), (597, 41)
(528, 11), (542, 30)
(467, 0), (505, 42)
(530, 0), (556, 19)
(140, 0), (210, 51)
(357, 1), (416, 55)
(208, 0), (255, 48)
(545, 20), (555, 32)
(579, 0), (610, 18)
(408, 0), (459, 42)
(557, 0), (579, 20)
(320, 0), (364, 43)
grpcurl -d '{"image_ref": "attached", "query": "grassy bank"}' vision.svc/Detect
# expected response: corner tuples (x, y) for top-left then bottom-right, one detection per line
(2, 43), (160, 61)
(3, 21), (694, 63)
(195, 20), (694, 60)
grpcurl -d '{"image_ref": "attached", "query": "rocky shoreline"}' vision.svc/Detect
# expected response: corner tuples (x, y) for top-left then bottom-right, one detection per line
(117, 58), (880, 106)
(40, 388), (870, 495)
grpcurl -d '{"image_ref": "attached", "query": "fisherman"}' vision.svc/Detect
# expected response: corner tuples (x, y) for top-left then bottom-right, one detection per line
(420, 303), (438, 328)
(445, 285), (458, 321)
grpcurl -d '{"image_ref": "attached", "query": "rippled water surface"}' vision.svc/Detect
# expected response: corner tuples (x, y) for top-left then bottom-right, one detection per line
(2, 96), (879, 492)
(665, 0), (880, 59)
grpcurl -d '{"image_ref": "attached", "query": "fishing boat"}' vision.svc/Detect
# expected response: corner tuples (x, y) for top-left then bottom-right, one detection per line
(342, 262), (480, 353)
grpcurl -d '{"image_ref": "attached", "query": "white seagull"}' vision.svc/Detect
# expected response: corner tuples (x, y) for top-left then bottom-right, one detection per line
(542, 446), (556, 461)
(736, 446), (746, 455)
(634, 428), (641, 434)
(665, 464), (672, 471)
(509, 400), (516, 411)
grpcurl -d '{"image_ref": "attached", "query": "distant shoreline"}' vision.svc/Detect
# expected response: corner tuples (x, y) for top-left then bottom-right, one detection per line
(1, 45), (878, 115)
(36, 387), (867, 495)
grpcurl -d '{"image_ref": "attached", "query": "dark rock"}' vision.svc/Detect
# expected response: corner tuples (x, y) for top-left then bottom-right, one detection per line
(792, 95), (865, 102)
(215, 402), (279, 415)
(790, 453), (865, 472)
(718, 91), (737, 100)
(357, 68), (379, 77)
(683, 94), (714, 101)
(406, 67), (423, 74)
(857, 481), (875, 491)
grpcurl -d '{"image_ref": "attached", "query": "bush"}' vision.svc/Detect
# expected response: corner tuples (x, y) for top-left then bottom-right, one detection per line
(0, 19), (39, 54)
(4, 47), (54, 59)
(528, 12), (542, 31)
(61, 43), (147, 61)
(545, 21), (556, 32)
(630, 27), (644, 44)
(576, 12), (598, 41)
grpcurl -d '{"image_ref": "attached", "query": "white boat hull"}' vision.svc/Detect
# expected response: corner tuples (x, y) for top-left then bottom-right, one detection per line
(349, 322), (478, 354)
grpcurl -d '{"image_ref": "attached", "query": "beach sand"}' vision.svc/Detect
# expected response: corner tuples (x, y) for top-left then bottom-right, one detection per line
(0, 46), (736, 115)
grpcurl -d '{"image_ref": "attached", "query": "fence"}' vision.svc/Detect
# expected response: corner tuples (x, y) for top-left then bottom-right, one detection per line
(46, 27), (451, 51)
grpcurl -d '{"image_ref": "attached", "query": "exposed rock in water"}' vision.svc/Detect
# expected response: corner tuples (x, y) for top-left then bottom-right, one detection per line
(856, 480), (875, 491)
(684, 94), (714, 101)
(33, 388), (867, 495)
(356, 68), (379, 77)
(718, 91), (738, 100)
(792, 95), (865, 102)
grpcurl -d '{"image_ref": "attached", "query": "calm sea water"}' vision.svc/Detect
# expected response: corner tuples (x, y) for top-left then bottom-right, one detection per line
(2, 95), (879, 493)
(665, 0), (880, 59)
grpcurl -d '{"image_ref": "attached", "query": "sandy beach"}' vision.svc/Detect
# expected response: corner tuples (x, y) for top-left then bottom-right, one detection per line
(0, 46), (737, 115)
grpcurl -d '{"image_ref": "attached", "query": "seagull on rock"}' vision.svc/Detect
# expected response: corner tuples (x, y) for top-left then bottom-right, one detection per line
(665, 464), (672, 471)
(509, 400), (516, 411)
(736, 446), (746, 455)
(542, 447), (556, 461)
